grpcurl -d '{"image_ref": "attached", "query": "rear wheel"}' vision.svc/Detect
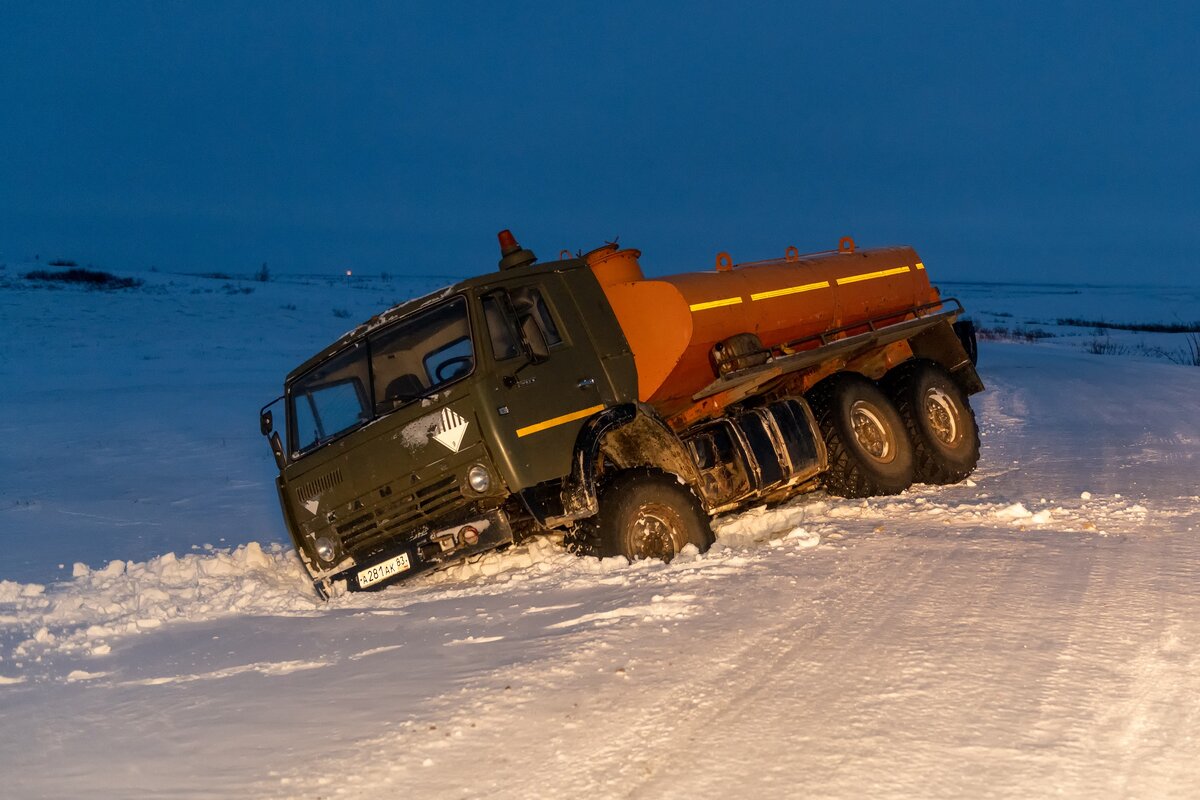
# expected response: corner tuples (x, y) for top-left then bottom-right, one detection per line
(807, 373), (915, 497)
(885, 360), (980, 484)
(592, 470), (714, 561)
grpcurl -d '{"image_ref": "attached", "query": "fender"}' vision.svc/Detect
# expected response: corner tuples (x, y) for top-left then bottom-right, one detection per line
(518, 404), (639, 527)
(910, 319), (985, 395)
(546, 403), (705, 527)
(544, 403), (637, 526)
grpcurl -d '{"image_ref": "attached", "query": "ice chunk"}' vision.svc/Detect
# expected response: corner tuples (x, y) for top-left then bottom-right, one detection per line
(995, 503), (1032, 520)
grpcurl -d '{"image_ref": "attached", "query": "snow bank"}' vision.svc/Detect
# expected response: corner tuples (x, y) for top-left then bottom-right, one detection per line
(1, 543), (320, 660)
(424, 536), (576, 584)
(0, 482), (1164, 670)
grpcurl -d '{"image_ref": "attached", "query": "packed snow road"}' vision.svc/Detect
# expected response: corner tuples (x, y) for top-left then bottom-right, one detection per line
(2, 341), (1198, 798)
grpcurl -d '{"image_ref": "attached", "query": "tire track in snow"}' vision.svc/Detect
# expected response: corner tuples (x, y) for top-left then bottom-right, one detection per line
(1024, 535), (1200, 798)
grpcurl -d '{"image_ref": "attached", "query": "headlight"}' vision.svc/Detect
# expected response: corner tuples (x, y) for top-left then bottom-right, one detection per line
(467, 464), (491, 493)
(314, 537), (336, 563)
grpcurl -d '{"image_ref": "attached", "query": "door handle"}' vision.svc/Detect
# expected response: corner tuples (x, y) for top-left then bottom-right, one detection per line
(577, 377), (596, 390)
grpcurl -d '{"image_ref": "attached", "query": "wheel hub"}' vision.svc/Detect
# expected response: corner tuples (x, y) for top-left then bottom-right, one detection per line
(849, 400), (894, 462)
(629, 503), (683, 560)
(924, 388), (960, 445)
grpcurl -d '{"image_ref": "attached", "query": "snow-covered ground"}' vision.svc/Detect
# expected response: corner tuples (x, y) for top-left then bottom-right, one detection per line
(1, 263), (1198, 798)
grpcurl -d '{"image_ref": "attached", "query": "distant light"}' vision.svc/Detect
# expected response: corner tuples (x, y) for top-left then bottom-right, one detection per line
(346, 270), (352, 277)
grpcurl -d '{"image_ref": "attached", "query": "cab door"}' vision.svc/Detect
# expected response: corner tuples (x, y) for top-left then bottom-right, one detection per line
(476, 272), (612, 489)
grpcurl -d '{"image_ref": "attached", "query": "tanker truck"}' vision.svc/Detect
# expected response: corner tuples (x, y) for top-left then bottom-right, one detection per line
(259, 231), (983, 597)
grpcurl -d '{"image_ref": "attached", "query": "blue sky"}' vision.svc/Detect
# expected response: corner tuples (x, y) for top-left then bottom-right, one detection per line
(1, 1), (1196, 284)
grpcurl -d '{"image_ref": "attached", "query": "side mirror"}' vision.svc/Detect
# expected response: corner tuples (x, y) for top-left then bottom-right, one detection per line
(260, 397), (286, 470)
(518, 314), (550, 364)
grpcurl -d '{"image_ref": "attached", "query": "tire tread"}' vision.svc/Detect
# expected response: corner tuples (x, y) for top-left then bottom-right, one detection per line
(885, 360), (980, 484)
(808, 375), (913, 498)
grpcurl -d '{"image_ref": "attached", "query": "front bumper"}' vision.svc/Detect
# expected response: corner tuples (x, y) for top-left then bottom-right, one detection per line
(326, 507), (515, 593)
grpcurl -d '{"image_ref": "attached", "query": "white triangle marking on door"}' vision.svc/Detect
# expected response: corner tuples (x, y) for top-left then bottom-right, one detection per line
(432, 407), (469, 453)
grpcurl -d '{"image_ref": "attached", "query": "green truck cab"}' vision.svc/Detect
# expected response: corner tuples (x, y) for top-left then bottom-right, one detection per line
(261, 246), (643, 595)
(261, 232), (983, 597)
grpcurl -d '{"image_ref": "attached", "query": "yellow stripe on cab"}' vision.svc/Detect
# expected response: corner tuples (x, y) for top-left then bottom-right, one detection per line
(515, 404), (606, 438)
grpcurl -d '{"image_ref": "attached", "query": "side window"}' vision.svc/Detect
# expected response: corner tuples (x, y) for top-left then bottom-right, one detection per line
(483, 285), (563, 362)
(510, 286), (562, 346)
(482, 295), (520, 361)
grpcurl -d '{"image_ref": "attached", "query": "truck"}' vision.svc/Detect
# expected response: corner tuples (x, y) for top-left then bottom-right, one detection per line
(259, 231), (983, 597)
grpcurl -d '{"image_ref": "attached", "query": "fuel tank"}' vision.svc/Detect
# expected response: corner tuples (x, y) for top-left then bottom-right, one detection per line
(587, 242), (940, 410)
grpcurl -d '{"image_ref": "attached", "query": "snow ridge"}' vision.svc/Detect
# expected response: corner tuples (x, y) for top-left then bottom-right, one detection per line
(2, 543), (320, 662)
(1, 483), (1168, 675)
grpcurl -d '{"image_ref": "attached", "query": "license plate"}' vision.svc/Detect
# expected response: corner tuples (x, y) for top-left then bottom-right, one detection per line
(356, 552), (411, 588)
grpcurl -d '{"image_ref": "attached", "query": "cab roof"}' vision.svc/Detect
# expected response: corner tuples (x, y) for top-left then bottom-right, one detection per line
(284, 256), (584, 384)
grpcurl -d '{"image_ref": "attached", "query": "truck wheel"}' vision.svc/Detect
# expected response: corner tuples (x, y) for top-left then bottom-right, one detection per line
(807, 373), (915, 498)
(884, 360), (980, 484)
(593, 470), (714, 562)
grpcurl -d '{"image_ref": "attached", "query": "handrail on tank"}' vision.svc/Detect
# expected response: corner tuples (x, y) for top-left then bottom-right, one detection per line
(721, 244), (855, 271)
(778, 297), (964, 354)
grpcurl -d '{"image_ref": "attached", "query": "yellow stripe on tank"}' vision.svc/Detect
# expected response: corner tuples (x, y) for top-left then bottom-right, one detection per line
(835, 265), (911, 285)
(916, 262), (925, 270)
(688, 297), (743, 312)
(750, 280), (831, 302)
(515, 404), (606, 438)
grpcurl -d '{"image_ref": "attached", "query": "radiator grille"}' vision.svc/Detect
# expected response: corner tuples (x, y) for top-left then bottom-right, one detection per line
(296, 468), (343, 503)
(335, 474), (463, 555)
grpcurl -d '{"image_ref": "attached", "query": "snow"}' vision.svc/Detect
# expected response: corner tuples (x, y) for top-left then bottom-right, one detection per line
(1, 265), (1199, 797)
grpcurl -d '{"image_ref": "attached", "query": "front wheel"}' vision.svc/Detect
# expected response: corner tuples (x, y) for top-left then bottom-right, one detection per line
(592, 470), (714, 562)
(807, 373), (915, 498)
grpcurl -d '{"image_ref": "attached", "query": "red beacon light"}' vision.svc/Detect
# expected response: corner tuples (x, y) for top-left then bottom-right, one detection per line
(496, 229), (537, 271)
(498, 229), (519, 256)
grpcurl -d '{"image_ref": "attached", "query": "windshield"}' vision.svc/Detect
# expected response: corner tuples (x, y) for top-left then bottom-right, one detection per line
(287, 296), (474, 455)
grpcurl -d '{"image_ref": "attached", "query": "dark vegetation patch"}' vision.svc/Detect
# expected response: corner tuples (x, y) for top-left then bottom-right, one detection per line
(1082, 334), (1200, 366)
(977, 325), (1055, 343)
(25, 268), (143, 290)
(47, 258), (78, 267)
(1172, 333), (1200, 366)
(1057, 318), (1200, 333)
(1083, 337), (1129, 356)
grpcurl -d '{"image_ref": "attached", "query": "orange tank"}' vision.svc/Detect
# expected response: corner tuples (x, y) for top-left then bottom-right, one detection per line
(586, 242), (940, 411)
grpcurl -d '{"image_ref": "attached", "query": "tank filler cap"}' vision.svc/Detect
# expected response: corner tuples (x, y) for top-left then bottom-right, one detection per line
(838, 236), (856, 254)
(497, 229), (537, 271)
